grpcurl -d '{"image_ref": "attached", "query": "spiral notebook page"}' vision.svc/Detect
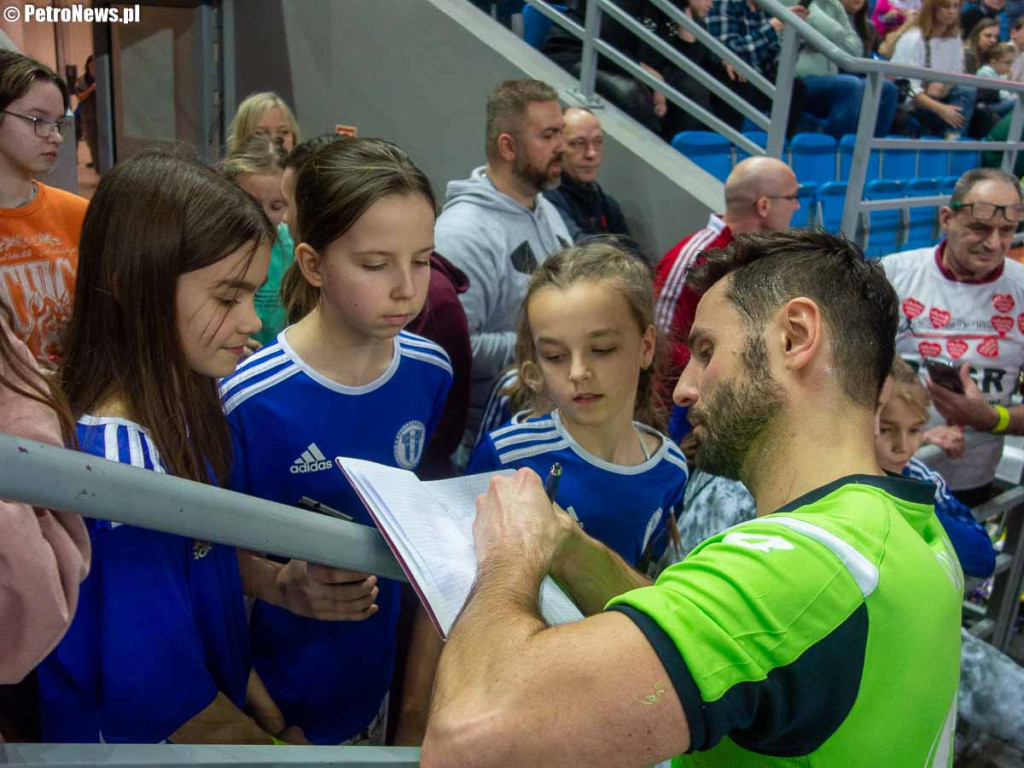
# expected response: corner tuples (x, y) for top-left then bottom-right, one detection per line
(337, 458), (583, 637)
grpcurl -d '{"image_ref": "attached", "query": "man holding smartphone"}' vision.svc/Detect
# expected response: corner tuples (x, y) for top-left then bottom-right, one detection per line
(883, 168), (1024, 507)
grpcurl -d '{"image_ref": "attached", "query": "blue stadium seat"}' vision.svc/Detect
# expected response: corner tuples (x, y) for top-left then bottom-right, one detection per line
(882, 138), (916, 181)
(917, 136), (949, 179)
(734, 130), (769, 164)
(522, 3), (566, 49)
(791, 134), (838, 185)
(865, 179), (904, 259)
(671, 131), (732, 182)
(817, 181), (847, 233)
(790, 184), (818, 228)
(949, 137), (981, 177)
(903, 177), (941, 251)
(940, 175), (958, 195)
(839, 134), (880, 181)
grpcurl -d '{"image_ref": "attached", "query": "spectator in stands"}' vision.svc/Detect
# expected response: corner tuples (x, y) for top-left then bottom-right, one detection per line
(889, 0), (977, 138)
(706, 0), (810, 134)
(654, 156), (800, 385)
(1010, 16), (1024, 79)
(658, 0), (722, 136)
(420, 229), (962, 767)
(74, 55), (98, 169)
(964, 17), (1001, 72)
(542, 1), (673, 132)
(795, 0), (900, 137)
(872, 0), (921, 38)
(846, 0), (883, 54)
(882, 168), (1024, 507)
(0, 299), (89, 692)
(961, 0), (1007, 40)
(434, 79), (571, 456)
(976, 42), (1020, 114)
(543, 107), (629, 238)
(982, 110), (1024, 174)
(228, 92), (299, 153)
(0, 51), (89, 364)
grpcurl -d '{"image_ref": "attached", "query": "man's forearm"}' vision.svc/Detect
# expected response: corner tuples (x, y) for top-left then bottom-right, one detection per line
(551, 527), (651, 616)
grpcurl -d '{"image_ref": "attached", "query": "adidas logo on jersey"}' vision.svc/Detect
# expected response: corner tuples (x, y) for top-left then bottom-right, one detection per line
(290, 443), (334, 474)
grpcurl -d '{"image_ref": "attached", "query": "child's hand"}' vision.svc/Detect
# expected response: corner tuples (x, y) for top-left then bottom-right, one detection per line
(923, 425), (965, 460)
(276, 560), (380, 621)
(278, 725), (311, 745)
(242, 336), (262, 359)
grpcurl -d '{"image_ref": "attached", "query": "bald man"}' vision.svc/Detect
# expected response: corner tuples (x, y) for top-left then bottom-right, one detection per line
(654, 157), (801, 384)
(542, 107), (629, 238)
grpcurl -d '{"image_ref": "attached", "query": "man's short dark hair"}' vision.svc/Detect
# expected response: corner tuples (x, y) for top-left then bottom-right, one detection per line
(1013, 15), (1024, 31)
(950, 168), (1023, 205)
(687, 230), (898, 408)
(485, 79), (559, 161)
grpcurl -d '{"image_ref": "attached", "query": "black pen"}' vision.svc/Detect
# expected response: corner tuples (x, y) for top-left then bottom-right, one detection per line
(544, 462), (562, 501)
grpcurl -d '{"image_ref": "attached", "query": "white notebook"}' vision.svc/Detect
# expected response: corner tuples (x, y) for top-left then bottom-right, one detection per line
(336, 457), (584, 639)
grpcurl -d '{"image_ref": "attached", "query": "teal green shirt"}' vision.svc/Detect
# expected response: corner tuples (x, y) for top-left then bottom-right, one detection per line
(253, 222), (294, 347)
(609, 475), (962, 767)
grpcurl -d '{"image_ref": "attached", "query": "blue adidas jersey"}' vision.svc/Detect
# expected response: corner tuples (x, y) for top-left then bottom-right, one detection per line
(475, 368), (519, 448)
(221, 329), (452, 744)
(37, 416), (250, 743)
(467, 410), (689, 567)
(904, 458), (996, 578)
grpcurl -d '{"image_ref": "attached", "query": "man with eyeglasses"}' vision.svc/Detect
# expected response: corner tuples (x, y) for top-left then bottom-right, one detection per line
(654, 156), (801, 408)
(883, 168), (1024, 506)
(542, 106), (629, 239)
(0, 50), (88, 365)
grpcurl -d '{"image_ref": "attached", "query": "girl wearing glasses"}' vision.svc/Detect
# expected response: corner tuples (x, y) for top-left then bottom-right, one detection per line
(0, 50), (88, 365)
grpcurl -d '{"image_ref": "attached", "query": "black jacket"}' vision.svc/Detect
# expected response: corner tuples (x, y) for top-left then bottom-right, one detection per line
(543, 173), (630, 238)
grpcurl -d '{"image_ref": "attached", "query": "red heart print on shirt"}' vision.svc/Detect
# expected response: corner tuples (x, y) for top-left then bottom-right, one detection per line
(902, 298), (924, 320)
(992, 316), (1014, 336)
(919, 341), (942, 357)
(929, 308), (951, 329)
(994, 294), (1015, 314)
(947, 339), (968, 359)
(1018, 313), (1024, 334)
(978, 338), (1000, 358)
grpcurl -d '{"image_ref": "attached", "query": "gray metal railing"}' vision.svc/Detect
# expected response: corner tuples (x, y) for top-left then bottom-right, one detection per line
(522, 0), (1024, 247)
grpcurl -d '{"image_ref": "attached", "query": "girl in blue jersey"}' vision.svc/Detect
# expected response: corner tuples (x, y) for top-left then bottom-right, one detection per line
(220, 137), (452, 745)
(35, 149), (321, 744)
(468, 241), (687, 570)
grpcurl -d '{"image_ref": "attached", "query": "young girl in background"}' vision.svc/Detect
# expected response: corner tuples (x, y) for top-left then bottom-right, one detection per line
(34, 149), (314, 744)
(220, 134), (295, 346)
(468, 241), (687, 570)
(228, 91), (300, 152)
(220, 137), (452, 745)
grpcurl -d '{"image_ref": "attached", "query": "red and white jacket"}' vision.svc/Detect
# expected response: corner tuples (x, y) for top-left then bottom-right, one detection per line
(883, 242), (1024, 490)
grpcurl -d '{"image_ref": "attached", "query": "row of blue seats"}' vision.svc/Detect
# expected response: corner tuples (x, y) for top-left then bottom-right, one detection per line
(792, 177), (951, 258)
(671, 131), (981, 186)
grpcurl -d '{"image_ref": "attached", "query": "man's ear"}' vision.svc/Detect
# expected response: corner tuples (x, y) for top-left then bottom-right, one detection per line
(497, 132), (518, 163)
(753, 195), (769, 219)
(294, 243), (325, 289)
(775, 297), (823, 372)
(938, 205), (953, 235)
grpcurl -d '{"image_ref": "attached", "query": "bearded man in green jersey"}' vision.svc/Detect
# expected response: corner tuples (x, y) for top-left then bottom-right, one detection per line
(421, 230), (963, 768)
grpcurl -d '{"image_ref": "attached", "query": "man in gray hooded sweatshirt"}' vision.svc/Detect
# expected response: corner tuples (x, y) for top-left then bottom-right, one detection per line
(436, 79), (573, 452)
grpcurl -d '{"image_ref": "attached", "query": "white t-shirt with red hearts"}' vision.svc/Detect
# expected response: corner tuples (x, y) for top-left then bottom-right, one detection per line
(883, 243), (1024, 490)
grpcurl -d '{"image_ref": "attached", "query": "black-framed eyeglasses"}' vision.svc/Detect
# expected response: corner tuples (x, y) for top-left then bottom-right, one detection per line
(950, 201), (1024, 224)
(2, 110), (71, 138)
(765, 193), (801, 202)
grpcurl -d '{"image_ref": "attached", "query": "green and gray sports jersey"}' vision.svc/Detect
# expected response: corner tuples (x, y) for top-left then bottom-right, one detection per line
(607, 475), (963, 767)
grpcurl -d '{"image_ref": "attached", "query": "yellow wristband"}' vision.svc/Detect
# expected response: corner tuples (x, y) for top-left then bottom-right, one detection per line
(992, 405), (1011, 434)
(271, 736), (288, 746)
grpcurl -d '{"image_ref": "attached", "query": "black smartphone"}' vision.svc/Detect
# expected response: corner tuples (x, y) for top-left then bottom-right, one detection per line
(924, 359), (965, 394)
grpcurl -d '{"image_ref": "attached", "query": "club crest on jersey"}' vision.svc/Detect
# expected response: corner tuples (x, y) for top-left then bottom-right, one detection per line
(394, 421), (426, 469)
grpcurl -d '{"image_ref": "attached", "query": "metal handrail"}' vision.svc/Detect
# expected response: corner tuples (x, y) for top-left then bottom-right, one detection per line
(0, 433), (407, 582)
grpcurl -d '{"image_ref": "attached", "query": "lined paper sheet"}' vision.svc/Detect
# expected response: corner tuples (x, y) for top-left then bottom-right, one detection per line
(337, 458), (583, 637)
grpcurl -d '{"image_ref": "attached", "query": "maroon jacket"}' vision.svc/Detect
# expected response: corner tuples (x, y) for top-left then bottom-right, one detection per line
(407, 253), (472, 479)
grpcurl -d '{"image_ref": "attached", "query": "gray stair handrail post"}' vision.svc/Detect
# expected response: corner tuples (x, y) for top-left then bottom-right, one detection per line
(1001, 96), (1024, 176)
(840, 70), (885, 240)
(0, 432), (407, 582)
(766, 23), (798, 159)
(576, 0), (603, 105)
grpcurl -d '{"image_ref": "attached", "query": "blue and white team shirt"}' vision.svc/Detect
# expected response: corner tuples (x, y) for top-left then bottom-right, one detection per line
(221, 329), (452, 744)
(468, 410), (689, 566)
(37, 416), (250, 743)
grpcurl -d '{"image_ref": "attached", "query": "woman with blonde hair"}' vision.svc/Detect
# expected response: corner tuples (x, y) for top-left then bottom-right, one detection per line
(228, 92), (300, 152)
(890, 0), (977, 137)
